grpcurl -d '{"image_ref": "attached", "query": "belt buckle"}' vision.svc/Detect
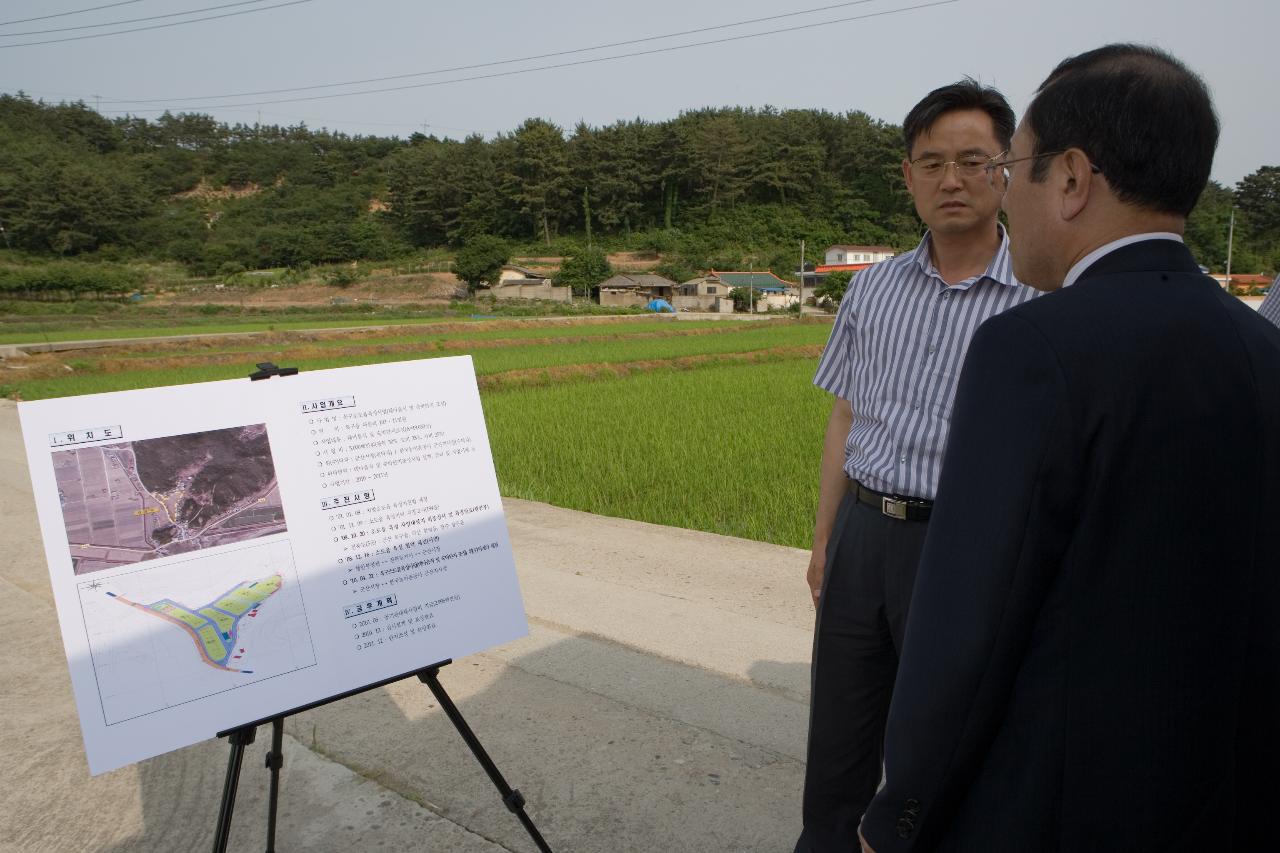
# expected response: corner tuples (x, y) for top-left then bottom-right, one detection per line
(881, 496), (908, 521)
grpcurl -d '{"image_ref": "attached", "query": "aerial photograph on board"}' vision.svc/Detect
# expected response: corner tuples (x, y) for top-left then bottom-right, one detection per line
(53, 424), (287, 574)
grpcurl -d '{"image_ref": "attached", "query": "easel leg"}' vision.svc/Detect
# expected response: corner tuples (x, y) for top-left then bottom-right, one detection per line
(265, 717), (285, 853)
(213, 725), (257, 853)
(418, 665), (554, 853)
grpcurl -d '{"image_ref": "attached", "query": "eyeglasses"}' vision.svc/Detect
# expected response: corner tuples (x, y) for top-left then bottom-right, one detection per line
(909, 151), (1006, 182)
(984, 151), (1102, 193)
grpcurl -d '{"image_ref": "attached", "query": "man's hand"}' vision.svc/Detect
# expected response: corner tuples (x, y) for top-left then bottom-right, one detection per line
(806, 547), (826, 608)
(810, 400), (853, 609)
(859, 825), (876, 853)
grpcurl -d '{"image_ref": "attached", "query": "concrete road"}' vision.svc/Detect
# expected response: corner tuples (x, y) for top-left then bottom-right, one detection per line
(0, 400), (815, 853)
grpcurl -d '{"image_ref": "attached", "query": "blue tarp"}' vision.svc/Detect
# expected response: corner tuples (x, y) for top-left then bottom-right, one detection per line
(645, 298), (675, 313)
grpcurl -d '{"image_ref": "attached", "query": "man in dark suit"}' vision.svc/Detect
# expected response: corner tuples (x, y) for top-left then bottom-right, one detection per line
(858, 44), (1280, 852)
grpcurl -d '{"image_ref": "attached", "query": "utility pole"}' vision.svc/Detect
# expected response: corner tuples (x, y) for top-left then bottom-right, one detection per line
(748, 260), (754, 314)
(1224, 207), (1235, 291)
(799, 239), (805, 318)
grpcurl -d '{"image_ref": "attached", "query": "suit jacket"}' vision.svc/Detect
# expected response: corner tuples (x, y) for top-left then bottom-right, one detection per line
(861, 240), (1280, 853)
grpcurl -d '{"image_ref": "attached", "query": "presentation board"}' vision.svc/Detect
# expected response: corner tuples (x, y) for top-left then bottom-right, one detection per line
(18, 356), (529, 775)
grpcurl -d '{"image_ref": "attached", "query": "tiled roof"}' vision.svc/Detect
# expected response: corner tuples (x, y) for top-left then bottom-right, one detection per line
(501, 264), (547, 279)
(711, 270), (793, 289)
(814, 263), (875, 274)
(599, 273), (677, 289)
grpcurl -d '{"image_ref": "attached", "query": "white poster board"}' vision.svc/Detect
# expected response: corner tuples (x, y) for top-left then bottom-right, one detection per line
(18, 356), (529, 775)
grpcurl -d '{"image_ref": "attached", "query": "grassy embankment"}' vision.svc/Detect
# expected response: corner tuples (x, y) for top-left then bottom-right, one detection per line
(0, 299), (645, 344)
(2, 316), (834, 549)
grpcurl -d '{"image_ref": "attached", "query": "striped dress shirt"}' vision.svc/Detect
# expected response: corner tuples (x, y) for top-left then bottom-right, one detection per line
(813, 227), (1038, 499)
(1259, 278), (1280, 328)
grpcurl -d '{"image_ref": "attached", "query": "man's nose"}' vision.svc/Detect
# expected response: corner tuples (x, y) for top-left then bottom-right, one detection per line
(939, 161), (965, 189)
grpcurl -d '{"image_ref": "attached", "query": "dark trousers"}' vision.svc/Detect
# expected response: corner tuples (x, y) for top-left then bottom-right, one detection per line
(795, 491), (929, 853)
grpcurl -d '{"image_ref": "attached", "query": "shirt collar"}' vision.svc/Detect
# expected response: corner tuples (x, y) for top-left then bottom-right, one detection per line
(910, 224), (1019, 289)
(1062, 232), (1184, 288)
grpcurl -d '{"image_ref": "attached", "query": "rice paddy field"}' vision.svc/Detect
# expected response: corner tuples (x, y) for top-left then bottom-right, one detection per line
(1, 315), (835, 549)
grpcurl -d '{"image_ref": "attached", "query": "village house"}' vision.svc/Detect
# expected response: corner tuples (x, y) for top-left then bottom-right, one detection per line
(813, 245), (896, 284)
(798, 244), (898, 307)
(486, 264), (571, 302)
(677, 270), (796, 313)
(674, 275), (734, 313)
(824, 245), (896, 266)
(595, 273), (677, 308)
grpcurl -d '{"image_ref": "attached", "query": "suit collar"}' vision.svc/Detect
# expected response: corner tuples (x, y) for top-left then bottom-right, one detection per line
(1067, 236), (1201, 286)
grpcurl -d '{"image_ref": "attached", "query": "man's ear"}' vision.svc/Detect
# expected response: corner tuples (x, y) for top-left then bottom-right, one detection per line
(1059, 148), (1094, 221)
(901, 158), (914, 193)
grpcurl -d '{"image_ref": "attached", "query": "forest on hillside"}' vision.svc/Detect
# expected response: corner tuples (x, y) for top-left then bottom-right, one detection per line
(0, 93), (1276, 283)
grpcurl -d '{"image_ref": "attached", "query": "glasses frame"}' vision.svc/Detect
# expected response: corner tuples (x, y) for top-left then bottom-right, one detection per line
(985, 150), (1102, 192)
(909, 150), (1008, 183)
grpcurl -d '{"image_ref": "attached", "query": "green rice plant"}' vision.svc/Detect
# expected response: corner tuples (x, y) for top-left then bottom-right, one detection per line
(92, 319), (731, 361)
(0, 316), (465, 344)
(299, 318), (726, 348)
(0, 299), (654, 344)
(8, 322), (831, 400)
(482, 358), (830, 549)
(465, 323), (826, 375)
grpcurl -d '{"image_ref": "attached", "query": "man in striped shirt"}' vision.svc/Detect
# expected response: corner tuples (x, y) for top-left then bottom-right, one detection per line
(1259, 277), (1280, 327)
(795, 80), (1038, 853)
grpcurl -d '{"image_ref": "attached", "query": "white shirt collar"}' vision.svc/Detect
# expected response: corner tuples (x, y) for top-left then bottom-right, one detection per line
(1061, 232), (1184, 288)
(910, 224), (1020, 289)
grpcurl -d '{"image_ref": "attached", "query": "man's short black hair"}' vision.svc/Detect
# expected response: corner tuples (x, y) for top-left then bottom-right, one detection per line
(902, 78), (1014, 158)
(1026, 43), (1218, 217)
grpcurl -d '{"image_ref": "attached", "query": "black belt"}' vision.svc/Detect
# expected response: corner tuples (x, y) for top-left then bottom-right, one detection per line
(850, 479), (933, 522)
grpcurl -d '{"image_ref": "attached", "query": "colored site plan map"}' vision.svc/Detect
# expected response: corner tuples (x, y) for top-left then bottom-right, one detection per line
(107, 574), (283, 672)
(79, 540), (317, 726)
(53, 424), (287, 574)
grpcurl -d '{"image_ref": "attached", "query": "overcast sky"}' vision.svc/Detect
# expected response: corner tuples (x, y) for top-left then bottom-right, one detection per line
(1, 0), (1273, 186)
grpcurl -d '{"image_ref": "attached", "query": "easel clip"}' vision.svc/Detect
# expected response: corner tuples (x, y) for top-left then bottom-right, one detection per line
(249, 362), (299, 381)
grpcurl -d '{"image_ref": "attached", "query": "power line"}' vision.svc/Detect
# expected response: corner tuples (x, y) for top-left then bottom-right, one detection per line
(100, 0), (886, 105)
(1, 0), (273, 37)
(0, 0), (313, 48)
(0, 0), (146, 28)
(110, 0), (961, 113)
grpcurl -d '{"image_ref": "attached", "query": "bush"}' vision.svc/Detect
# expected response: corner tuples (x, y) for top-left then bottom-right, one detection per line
(454, 235), (510, 292)
(512, 235), (584, 258)
(814, 270), (854, 305)
(633, 228), (683, 254)
(554, 247), (613, 296)
(0, 261), (143, 299)
(653, 257), (699, 285)
(321, 266), (366, 288)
